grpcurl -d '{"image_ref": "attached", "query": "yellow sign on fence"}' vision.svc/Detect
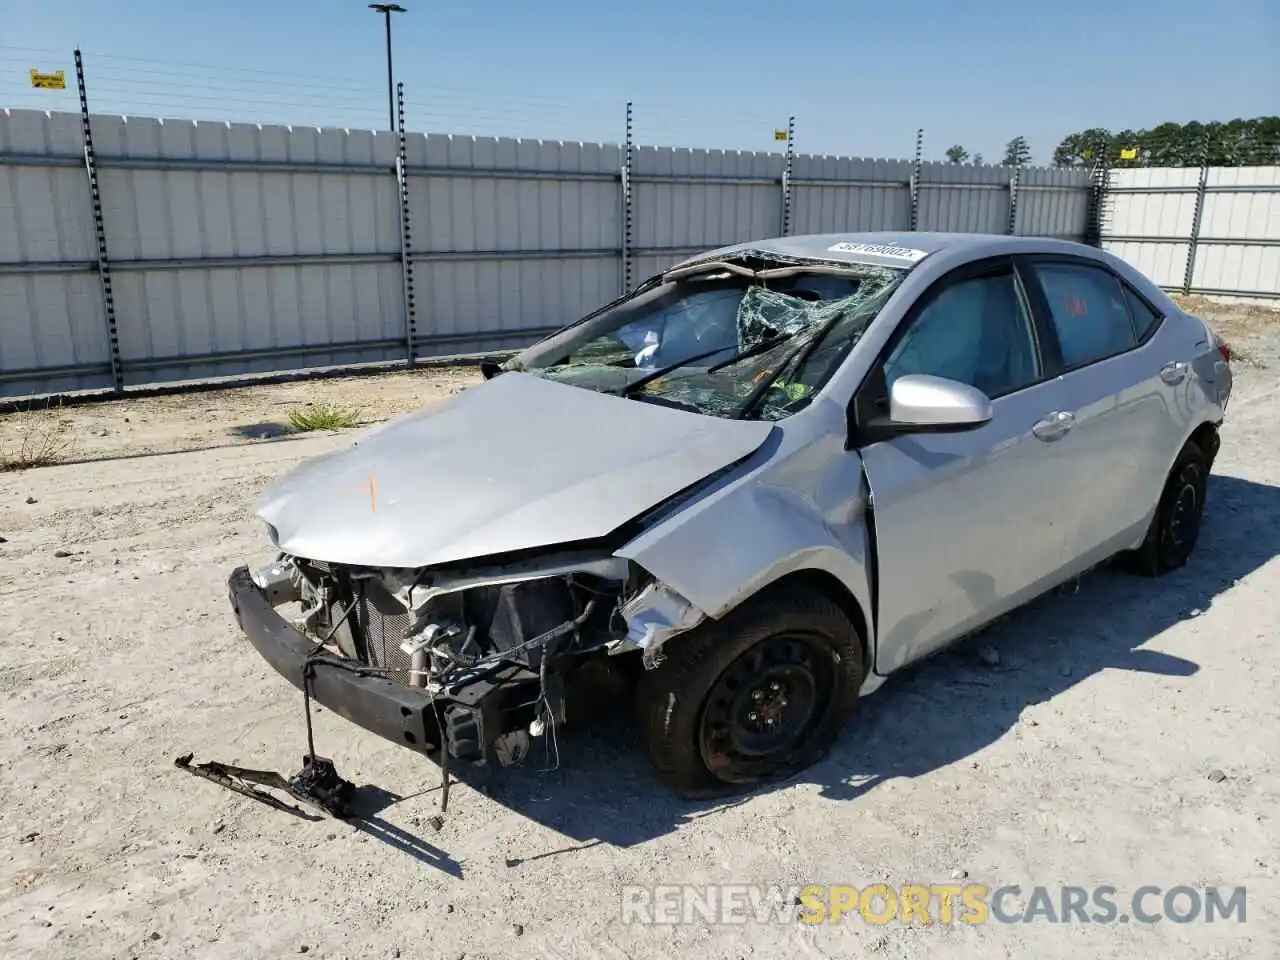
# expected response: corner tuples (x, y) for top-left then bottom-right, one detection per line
(29, 69), (66, 90)
(774, 129), (789, 141)
(1118, 146), (1138, 160)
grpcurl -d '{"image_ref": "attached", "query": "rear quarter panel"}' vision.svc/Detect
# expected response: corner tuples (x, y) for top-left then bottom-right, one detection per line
(1093, 247), (1230, 450)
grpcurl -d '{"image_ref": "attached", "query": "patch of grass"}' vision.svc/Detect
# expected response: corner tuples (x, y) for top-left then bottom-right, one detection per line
(286, 404), (361, 432)
(0, 401), (77, 471)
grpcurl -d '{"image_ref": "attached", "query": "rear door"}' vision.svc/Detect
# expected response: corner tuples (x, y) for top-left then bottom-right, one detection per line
(1017, 256), (1186, 568)
(852, 258), (1077, 674)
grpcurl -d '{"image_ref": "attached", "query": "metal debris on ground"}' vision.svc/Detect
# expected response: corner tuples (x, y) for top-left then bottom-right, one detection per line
(174, 753), (354, 820)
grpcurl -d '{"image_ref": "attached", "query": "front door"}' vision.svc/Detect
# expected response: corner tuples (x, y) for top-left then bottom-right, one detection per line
(854, 260), (1076, 674)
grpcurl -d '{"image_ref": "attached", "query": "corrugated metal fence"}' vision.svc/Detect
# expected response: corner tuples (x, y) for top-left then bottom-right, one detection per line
(1103, 166), (1280, 302)
(0, 107), (1092, 399)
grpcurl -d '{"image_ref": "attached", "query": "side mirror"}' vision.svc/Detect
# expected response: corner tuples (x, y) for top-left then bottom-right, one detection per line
(889, 374), (992, 430)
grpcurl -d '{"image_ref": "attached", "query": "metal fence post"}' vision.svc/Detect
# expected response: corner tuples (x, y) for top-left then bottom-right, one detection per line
(908, 128), (923, 231)
(395, 81), (417, 367)
(1006, 163), (1021, 235)
(1084, 138), (1111, 247)
(622, 101), (634, 294)
(781, 116), (795, 236)
(1183, 137), (1210, 295)
(74, 48), (123, 393)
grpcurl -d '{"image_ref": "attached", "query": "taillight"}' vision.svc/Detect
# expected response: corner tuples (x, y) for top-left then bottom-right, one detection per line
(1216, 337), (1232, 363)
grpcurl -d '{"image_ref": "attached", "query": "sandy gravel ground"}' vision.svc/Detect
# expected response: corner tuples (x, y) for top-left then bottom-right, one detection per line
(1, 302), (1277, 960)
(0, 364), (481, 468)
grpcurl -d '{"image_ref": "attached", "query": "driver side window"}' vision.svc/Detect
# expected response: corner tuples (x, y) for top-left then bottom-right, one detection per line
(883, 269), (1040, 399)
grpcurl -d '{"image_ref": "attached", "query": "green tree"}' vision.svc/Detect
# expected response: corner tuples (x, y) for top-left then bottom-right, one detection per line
(945, 144), (969, 164)
(1248, 117), (1280, 163)
(1053, 117), (1280, 167)
(1002, 136), (1032, 167)
(1218, 118), (1250, 164)
(1053, 128), (1112, 167)
(1142, 122), (1185, 165)
(973, 153), (984, 165)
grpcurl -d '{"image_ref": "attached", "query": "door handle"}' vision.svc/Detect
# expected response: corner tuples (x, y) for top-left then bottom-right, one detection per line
(1032, 410), (1075, 441)
(1160, 361), (1190, 385)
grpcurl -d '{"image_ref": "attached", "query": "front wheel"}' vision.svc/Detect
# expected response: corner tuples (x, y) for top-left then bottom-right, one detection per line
(636, 582), (865, 797)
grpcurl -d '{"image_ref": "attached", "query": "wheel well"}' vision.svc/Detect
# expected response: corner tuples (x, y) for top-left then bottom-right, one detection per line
(762, 569), (872, 673)
(1188, 421), (1220, 469)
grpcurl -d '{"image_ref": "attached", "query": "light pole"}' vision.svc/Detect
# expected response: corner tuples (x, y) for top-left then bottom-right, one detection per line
(369, 3), (406, 132)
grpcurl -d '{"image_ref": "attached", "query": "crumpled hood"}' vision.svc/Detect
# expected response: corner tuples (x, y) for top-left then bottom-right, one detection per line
(256, 372), (774, 568)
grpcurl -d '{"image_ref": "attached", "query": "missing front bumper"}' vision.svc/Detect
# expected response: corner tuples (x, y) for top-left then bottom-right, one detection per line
(227, 565), (444, 755)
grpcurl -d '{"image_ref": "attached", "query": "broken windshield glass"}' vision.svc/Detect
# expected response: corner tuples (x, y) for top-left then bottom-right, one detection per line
(521, 264), (904, 420)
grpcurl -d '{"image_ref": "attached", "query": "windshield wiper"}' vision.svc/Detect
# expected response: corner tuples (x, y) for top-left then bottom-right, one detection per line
(612, 331), (796, 398)
(611, 343), (739, 396)
(626, 393), (701, 413)
(704, 330), (795, 373)
(732, 309), (863, 420)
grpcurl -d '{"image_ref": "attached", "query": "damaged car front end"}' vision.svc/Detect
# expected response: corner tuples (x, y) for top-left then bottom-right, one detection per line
(231, 544), (704, 769)
(226, 242), (909, 796)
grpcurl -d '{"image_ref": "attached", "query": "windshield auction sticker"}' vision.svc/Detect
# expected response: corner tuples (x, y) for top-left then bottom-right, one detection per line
(826, 241), (928, 262)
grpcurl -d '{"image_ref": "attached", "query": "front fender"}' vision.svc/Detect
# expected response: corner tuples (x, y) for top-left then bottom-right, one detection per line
(615, 427), (874, 660)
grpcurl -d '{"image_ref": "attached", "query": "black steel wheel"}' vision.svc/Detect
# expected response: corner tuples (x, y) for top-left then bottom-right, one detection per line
(636, 581), (864, 797)
(1120, 439), (1209, 577)
(697, 632), (838, 783)
(1163, 462), (1204, 561)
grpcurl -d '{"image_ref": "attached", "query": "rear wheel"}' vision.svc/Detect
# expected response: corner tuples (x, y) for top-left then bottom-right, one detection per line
(636, 582), (864, 797)
(1119, 440), (1208, 577)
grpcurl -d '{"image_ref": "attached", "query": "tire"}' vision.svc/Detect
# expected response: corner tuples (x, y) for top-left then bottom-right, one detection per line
(1118, 440), (1208, 577)
(635, 582), (865, 797)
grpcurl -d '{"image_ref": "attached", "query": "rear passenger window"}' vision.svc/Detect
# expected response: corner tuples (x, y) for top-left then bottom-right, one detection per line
(1124, 286), (1161, 341)
(1032, 261), (1137, 368)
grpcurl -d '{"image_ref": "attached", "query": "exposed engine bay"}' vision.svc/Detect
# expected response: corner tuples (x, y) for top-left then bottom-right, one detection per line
(250, 550), (704, 769)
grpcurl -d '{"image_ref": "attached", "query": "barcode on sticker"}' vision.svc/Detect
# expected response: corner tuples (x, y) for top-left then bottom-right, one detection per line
(826, 242), (928, 262)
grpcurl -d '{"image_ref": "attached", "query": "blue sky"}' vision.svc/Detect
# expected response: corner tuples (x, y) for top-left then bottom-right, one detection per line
(2, 0), (1276, 164)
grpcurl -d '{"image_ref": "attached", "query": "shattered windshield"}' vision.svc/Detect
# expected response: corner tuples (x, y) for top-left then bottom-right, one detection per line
(512, 263), (904, 421)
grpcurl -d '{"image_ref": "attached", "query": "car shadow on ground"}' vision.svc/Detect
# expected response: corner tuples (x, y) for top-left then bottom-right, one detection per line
(345, 784), (464, 878)
(390, 474), (1280, 859)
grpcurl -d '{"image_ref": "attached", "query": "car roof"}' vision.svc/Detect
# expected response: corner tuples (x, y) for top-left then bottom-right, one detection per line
(668, 231), (1093, 272)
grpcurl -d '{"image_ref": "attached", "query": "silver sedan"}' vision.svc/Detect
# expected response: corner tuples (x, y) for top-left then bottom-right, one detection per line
(229, 232), (1233, 796)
